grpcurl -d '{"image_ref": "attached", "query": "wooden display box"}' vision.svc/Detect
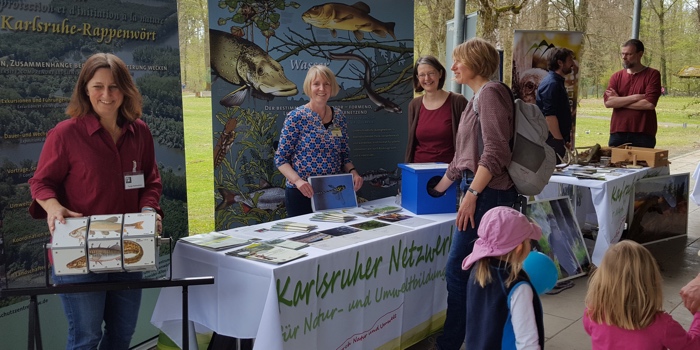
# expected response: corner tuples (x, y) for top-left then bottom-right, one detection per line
(611, 146), (669, 167)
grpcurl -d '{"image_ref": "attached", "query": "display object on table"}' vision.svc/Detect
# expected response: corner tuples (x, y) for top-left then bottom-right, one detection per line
(225, 242), (308, 264)
(526, 197), (591, 282)
(51, 217), (89, 276)
(122, 212), (158, 271)
(178, 231), (250, 251)
(308, 173), (358, 212)
(626, 173), (689, 244)
(397, 163), (456, 214)
(87, 214), (125, 273)
(610, 146), (669, 168)
(50, 213), (160, 276)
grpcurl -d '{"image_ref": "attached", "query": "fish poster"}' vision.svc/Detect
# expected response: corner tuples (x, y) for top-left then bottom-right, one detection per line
(512, 30), (583, 148)
(209, 0), (414, 230)
(0, 0), (185, 347)
(527, 196), (591, 282)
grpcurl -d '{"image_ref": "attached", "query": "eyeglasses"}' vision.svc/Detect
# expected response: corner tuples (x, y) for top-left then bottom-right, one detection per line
(417, 72), (438, 79)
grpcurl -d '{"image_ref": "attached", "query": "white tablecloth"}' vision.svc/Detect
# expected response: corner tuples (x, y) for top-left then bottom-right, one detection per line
(539, 166), (669, 265)
(151, 198), (456, 350)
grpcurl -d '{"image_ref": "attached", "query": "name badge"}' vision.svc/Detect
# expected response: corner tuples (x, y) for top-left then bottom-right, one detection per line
(124, 160), (145, 189)
(124, 172), (145, 189)
(330, 126), (342, 137)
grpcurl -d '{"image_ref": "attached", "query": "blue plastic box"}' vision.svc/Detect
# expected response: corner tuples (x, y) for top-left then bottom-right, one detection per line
(398, 163), (457, 214)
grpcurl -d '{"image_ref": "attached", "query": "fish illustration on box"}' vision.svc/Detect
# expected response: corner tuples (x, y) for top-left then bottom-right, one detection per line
(216, 180), (285, 213)
(88, 216), (142, 236)
(302, 2), (396, 41)
(210, 29), (298, 107)
(329, 52), (402, 113)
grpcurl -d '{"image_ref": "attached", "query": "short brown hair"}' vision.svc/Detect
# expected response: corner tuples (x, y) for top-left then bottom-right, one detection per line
(452, 38), (500, 79)
(547, 48), (574, 71)
(66, 53), (142, 124)
(413, 55), (446, 93)
(303, 65), (340, 97)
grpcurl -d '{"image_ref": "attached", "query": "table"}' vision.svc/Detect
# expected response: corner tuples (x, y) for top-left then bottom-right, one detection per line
(1, 277), (214, 350)
(151, 198), (457, 350)
(538, 165), (669, 265)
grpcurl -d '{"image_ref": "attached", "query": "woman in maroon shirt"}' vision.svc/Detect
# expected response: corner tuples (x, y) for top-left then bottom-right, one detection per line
(405, 55), (468, 163)
(28, 53), (162, 349)
(430, 38), (519, 350)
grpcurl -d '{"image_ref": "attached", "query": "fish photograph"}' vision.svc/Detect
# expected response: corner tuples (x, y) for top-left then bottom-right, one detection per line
(209, 0), (413, 229)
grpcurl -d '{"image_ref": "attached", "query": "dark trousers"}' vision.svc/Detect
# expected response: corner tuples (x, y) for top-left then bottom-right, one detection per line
(285, 187), (312, 217)
(609, 132), (656, 148)
(436, 181), (519, 350)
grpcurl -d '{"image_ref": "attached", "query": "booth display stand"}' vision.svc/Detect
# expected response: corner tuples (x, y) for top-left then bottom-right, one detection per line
(1, 237), (214, 350)
(0, 277), (215, 350)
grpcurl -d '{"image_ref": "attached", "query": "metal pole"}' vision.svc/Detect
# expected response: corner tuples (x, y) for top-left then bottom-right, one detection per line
(631, 0), (642, 39)
(450, 0), (466, 92)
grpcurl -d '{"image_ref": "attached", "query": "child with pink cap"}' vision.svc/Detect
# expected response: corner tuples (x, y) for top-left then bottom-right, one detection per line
(462, 206), (545, 349)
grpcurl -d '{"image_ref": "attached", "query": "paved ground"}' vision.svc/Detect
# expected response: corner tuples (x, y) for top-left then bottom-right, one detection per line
(409, 149), (700, 350)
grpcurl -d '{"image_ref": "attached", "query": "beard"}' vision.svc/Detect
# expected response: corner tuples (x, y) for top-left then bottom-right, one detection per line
(623, 61), (637, 70)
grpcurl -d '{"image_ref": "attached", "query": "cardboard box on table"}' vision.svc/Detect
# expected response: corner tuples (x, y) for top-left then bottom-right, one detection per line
(398, 163), (457, 214)
(51, 217), (89, 275)
(611, 146), (669, 167)
(86, 214), (124, 273)
(122, 212), (158, 272)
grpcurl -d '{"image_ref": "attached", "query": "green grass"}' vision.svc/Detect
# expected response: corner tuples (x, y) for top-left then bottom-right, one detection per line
(574, 98), (700, 155)
(183, 95), (214, 234)
(181, 96), (700, 234)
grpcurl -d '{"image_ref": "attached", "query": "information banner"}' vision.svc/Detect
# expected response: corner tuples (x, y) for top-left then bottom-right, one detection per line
(0, 0), (185, 347)
(209, 0), (415, 229)
(512, 30), (583, 147)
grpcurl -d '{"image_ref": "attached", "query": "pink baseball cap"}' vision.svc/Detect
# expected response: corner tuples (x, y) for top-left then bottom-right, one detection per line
(462, 206), (542, 270)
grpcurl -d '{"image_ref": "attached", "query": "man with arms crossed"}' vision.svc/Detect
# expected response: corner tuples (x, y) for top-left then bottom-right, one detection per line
(604, 39), (661, 148)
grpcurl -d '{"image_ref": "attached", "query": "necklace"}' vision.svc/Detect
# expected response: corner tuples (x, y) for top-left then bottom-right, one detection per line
(320, 106), (331, 124)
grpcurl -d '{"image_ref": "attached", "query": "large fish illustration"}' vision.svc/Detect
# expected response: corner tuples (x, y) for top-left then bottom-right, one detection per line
(210, 29), (298, 107)
(216, 180), (285, 212)
(329, 52), (402, 113)
(302, 2), (396, 41)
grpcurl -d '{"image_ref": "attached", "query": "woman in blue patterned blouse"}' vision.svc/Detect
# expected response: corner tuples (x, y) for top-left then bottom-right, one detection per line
(274, 65), (363, 217)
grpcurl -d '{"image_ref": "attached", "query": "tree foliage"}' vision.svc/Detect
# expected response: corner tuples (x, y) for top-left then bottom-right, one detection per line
(177, 0), (700, 97)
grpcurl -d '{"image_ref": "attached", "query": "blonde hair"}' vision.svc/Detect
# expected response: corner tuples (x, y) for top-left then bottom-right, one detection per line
(585, 240), (663, 330)
(66, 53), (142, 124)
(303, 65), (340, 97)
(452, 37), (500, 79)
(473, 242), (529, 288)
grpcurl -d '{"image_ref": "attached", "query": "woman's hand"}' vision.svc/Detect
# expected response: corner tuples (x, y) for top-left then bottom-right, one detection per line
(38, 198), (82, 235)
(295, 179), (313, 198)
(352, 172), (363, 191)
(456, 192), (477, 231)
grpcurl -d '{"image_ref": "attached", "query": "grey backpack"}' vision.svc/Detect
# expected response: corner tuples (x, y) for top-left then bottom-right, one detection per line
(474, 82), (555, 196)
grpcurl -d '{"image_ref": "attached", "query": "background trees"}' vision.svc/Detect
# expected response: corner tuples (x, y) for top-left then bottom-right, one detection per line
(176, 0), (700, 97)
